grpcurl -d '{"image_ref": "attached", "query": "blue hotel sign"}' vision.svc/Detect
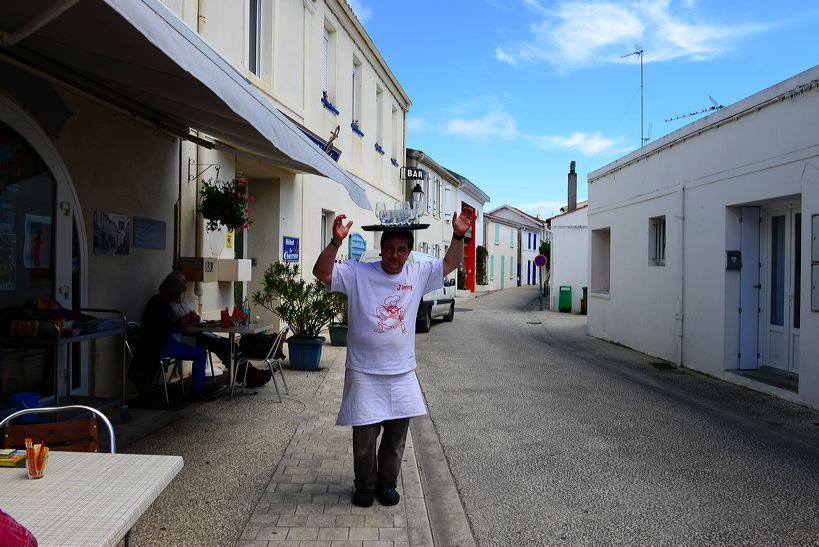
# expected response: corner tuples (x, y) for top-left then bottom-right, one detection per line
(282, 236), (299, 262)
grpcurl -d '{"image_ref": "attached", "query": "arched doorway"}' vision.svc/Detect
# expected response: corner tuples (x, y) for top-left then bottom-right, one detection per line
(0, 94), (88, 404)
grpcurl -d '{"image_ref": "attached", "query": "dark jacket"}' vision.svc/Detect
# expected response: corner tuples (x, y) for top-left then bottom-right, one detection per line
(130, 294), (179, 396)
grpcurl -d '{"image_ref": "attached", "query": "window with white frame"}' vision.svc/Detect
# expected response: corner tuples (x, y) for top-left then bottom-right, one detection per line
(649, 215), (666, 266)
(494, 224), (499, 244)
(444, 187), (451, 220)
(352, 57), (362, 124)
(248, 0), (261, 76)
(322, 23), (336, 97)
(510, 228), (515, 247)
(391, 105), (399, 158)
(321, 210), (335, 249)
(376, 85), (384, 146)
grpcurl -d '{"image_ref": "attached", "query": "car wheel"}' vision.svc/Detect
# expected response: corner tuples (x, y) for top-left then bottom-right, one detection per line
(417, 309), (432, 333)
(443, 301), (455, 322)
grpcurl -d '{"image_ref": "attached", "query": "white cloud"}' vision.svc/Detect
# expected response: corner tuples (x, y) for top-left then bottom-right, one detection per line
(443, 111), (518, 139)
(531, 131), (627, 155)
(406, 117), (428, 132)
(347, 0), (372, 24)
(496, 0), (773, 71)
(515, 200), (567, 218)
(493, 47), (517, 65)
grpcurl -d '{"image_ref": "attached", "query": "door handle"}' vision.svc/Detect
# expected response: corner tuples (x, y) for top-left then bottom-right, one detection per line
(753, 284), (761, 289)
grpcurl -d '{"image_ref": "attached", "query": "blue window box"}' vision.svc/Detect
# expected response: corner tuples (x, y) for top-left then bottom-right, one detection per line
(391, 158), (399, 167)
(374, 143), (385, 155)
(321, 97), (339, 116)
(351, 123), (364, 137)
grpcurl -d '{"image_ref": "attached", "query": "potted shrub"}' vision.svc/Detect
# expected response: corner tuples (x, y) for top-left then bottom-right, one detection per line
(328, 292), (348, 346)
(252, 262), (337, 370)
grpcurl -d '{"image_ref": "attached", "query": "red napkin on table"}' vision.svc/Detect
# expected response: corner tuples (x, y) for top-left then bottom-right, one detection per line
(0, 508), (37, 546)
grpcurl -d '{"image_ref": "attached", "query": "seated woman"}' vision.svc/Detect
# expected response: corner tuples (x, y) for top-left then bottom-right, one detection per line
(133, 275), (213, 402)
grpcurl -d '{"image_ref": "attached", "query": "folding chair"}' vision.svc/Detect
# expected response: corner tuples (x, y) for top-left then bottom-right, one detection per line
(234, 326), (290, 401)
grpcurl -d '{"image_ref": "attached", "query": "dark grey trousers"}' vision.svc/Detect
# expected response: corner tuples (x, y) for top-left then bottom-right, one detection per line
(352, 418), (410, 491)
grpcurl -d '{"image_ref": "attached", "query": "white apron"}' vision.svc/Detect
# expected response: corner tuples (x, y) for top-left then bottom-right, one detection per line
(336, 369), (427, 426)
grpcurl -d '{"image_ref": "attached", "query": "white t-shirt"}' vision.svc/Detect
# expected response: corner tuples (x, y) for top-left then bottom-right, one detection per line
(330, 258), (444, 375)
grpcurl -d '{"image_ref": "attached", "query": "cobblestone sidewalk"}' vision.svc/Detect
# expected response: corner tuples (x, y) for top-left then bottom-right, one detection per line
(239, 348), (434, 546)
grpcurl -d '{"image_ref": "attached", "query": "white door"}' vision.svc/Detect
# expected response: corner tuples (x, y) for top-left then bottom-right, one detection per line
(763, 207), (800, 373)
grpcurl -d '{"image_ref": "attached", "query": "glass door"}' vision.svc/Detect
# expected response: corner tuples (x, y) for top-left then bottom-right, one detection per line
(763, 207), (800, 373)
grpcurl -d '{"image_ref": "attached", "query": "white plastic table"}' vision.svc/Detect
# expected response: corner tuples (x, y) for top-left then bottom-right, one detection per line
(0, 451), (183, 546)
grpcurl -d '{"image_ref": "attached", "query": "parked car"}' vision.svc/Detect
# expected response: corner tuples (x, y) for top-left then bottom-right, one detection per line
(358, 250), (456, 332)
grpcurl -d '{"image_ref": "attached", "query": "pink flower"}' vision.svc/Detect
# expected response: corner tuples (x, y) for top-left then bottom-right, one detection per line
(245, 208), (251, 213)
(250, 196), (255, 202)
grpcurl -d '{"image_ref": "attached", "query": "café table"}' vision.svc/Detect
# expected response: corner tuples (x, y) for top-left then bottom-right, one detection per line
(184, 321), (275, 399)
(0, 451), (183, 546)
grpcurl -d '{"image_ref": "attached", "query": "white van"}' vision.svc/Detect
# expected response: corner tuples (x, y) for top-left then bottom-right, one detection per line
(359, 250), (456, 332)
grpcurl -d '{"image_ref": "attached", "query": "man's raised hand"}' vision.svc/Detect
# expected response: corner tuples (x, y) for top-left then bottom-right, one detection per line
(333, 214), (353, 242)
(451, 211), (473, 238)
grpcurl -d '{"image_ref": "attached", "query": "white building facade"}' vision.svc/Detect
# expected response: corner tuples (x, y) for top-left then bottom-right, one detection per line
(548, 203), (588, 312)
(484, 213), (519, 290)
(587, 65), (819, 409)
(0, 0), (408, 408)
(486, 205), (546, 287)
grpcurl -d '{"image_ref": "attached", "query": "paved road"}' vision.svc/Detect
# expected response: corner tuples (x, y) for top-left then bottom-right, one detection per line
(415, 286), (819, 546)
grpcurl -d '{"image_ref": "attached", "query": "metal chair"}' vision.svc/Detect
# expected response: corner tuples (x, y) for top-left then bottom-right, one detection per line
(126, 321), (216, 405)
(1, 404), (116, 454)
(235, 326), (290, 401)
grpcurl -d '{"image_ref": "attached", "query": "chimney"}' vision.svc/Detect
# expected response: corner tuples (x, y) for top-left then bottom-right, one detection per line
(568, 160), (577, 212)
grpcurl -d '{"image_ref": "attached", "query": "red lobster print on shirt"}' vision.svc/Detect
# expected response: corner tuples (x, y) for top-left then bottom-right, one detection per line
(375, 295), (406, 333)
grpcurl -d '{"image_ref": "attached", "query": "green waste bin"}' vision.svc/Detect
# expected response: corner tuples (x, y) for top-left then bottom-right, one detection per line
(558, 285), (572, 313)
(581, 286), (588, 315)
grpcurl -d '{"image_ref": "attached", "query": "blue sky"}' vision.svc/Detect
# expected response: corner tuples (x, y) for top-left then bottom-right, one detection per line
(349, 0), (819, 217)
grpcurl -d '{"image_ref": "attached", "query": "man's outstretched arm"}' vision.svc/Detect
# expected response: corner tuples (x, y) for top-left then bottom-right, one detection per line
(312, 214), (353, 285)
(442, 211), (473, 276)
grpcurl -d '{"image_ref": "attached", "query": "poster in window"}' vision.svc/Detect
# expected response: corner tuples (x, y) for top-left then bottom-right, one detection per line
(0, 233), (16, 290)
(23, 214), (51, 269)
(93, 211), (130, 255)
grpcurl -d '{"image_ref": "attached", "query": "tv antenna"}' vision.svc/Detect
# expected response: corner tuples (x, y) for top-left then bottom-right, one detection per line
(664, 95), (724, 122)
(621, 45), (645, 147)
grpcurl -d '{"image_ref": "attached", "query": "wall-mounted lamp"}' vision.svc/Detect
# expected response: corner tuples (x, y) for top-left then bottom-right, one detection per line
(411, 183), (424, 211)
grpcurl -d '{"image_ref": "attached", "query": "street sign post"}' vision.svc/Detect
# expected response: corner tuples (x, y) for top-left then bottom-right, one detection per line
(534, 255), (547, 310)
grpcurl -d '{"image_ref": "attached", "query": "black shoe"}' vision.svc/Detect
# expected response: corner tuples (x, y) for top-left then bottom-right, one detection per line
(192, 389), (215, 402)
(352, 489), (374, 507)
(375, 485), (400, 506)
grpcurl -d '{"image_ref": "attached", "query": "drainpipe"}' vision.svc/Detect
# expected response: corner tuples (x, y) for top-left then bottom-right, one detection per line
(193, 0), (204, 313)
(675, 181), (686, 366)
(0, 0), (81, 46)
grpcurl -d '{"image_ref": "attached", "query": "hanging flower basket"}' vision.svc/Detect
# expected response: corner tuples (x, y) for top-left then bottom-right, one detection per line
(199, 177), (254, 232)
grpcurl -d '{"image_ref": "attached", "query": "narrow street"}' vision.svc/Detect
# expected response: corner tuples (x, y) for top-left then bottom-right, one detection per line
(414, 287), (819, 545)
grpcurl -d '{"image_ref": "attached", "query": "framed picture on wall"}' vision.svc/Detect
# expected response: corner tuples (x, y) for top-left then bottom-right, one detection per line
(93, 211), (131, 255)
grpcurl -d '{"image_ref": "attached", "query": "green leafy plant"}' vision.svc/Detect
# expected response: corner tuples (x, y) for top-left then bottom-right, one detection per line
(330, 292), (348, 326)
(457, 267), (467, 290)
(539, 239), (551, 270)
(199, 177), (253, 232)
(252, 262), (340, 339)
(476, 245), (488, 285)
